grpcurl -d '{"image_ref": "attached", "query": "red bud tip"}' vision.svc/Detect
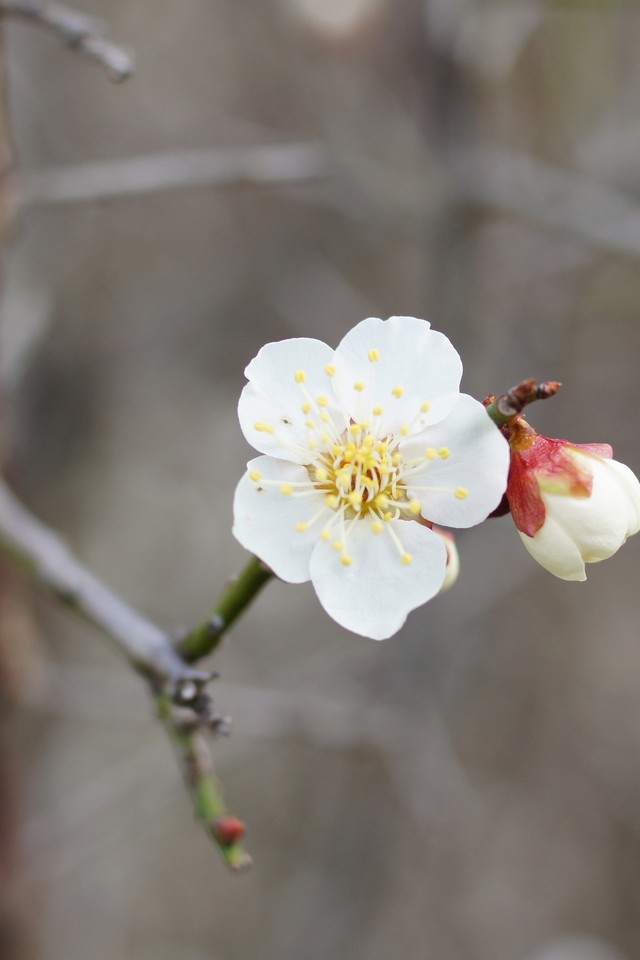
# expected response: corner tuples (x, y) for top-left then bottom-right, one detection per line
(212, 815), (246, 847)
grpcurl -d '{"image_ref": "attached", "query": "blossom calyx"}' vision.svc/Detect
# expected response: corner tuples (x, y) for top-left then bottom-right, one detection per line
(505, 419), (640, 580)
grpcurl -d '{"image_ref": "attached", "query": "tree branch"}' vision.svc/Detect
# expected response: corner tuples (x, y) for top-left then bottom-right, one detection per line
(20, 143), (330, 207)
(0, 474), (252, 868)
(0, 476), (207, 690)
(1, 0), (134, 81)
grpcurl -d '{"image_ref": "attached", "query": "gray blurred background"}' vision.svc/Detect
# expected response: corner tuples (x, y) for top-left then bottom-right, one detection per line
(2, 1), (640, 959)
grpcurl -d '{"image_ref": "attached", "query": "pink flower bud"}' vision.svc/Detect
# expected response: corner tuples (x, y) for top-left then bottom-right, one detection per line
(505, 420), (640, 580)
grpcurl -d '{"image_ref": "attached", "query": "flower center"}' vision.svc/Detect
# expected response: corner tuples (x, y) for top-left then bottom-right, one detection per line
(309, 421), (412, 518)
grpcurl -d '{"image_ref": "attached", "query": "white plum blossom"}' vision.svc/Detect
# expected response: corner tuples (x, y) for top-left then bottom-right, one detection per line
(505, 422), (640, 581)
(233, 316), (510, 639)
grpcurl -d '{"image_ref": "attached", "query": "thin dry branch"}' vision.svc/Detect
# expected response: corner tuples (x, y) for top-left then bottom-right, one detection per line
(0, 477), (206, 690)
(1, 0), (134, 81)
(0, 474), (251, 867)
(454, 145), (640, 259)
(20, 143), (330, 206)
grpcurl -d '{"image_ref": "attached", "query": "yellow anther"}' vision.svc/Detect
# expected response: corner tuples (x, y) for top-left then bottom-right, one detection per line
(375, 494), (389, 510)
(295, 522), (309, 532)
(372, 521), (383, 535)
(254, 421), (274, 434)
(421, 402), (431, 413)
(391, 386), (404, 398)
(326, 494), (338, 509)
(439, 447), (451, 460)
(409, 500), (421, 515)
(249, 470), (261, 482)
(425, 448), (438, 460)
(392, 452), (402, 466)
(368, 348), (380, 362)
(320, 413), (330, 423)
(364, 435), (374, 448)
(332, 444), (343, 457)
(308, 438), (317, 450)
(400, 425), (410, 437)
(317, 395), (328, 407)
(349, 423), (363, 435)
(305, 420), (316, 429)
(321, 433), (329, 444)
(401, 553), (413, 566)
(315, 467), (328, 481)
(333, 540), (344, 552)
(348, 491), (363, 506)
(376, 440), (388, 453)
(295, 370), (306, 383)
(354, 381), (365, 392)
(373, 406), (384, 416)
(341, 555), (353, 567)
(325, 363), (336, 376)
(321, 529), (331, 541)
(383, 511), (392, 522)
(280, 484), (293, 495)
(455, 487), (469, 500)
(301, 401), (312, 414)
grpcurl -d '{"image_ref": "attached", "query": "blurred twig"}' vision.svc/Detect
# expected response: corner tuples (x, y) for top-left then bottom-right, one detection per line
(454, 145), (640, 259)
(0, 0), (134, 81)
(21, 143), (330, 206)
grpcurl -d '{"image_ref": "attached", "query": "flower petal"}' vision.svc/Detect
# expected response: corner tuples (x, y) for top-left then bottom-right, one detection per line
(602, 458), (640, 536)
(332, 316), (462, 437)
(309, 517), (448, 640)
(540, 457), (633, 564)
(233, 456), (327, 583)
(518, 517), (586, 581)
(400, 394), (510, 528)
(238, 338), (345, 462)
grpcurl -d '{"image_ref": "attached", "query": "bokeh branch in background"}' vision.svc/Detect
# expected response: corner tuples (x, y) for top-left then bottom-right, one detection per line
(21, 143), (330, 206)
(0, 0), (134, 81)
(0, 473), (254, 869)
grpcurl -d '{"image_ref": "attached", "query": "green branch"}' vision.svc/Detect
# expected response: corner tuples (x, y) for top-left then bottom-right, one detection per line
(179, 555), (273, 661)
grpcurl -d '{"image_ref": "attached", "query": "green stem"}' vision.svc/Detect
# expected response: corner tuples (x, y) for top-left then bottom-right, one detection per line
(156, 692), (251, 871)
(179, 555), (273, 661)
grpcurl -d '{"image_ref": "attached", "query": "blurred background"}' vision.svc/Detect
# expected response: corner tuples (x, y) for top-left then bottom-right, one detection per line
(1, 1), (640, 958)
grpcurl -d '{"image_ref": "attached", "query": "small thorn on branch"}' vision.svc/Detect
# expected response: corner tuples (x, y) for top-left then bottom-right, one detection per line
(1, 0), (134, 81)
(484, 379), (562, 427)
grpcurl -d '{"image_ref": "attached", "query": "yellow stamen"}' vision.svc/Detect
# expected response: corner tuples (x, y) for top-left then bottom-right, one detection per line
(249, 470), (261, 482)
(280, 484), (293, 495)
(392, 386), (404, 398)
(439, 447), (450, 460)
(372, 522), (383, 534)
(301, 401), (311, 414)
(321, 529), (331, 541)
(295, 370), (306, 383)
(254, 421), (274, 434)
(341, 555), (353, 567)
(455, 487), (469, 500)
(354, 381), (365, 392)
(421, 402), (430, 413)
(400, 425), (410, 437)
(373, 406), (383, 416)
(325, 363), (336, 376)
(368, 348), (380, 362)
(409, 500), (421, 515)
(317, 395), (328, 407)
(333, 540), (344, 552)
(425, 448), (437, 460)
(295, 522), (308, 532)
(401, 553), (413, 566)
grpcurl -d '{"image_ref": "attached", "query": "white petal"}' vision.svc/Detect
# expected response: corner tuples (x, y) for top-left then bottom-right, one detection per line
(541, 458), (631, 564)
(600, 458), (640, 536)
(332, 316), (462, 436)
(232, 456), (327, 583)
(400, 394), (510, 528)
(518, 518), (586, 581)
(308, 517), (447, 640)
(238, 338), (346, 462)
